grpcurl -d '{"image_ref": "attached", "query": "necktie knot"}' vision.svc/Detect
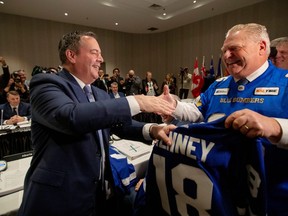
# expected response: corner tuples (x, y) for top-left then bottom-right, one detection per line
(237, 78), (249, 86)
(83, 85), (95, 102)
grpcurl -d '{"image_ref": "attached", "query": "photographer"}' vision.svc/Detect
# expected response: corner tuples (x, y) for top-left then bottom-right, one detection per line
(4, 70), (30, 103)
(178, 67), (191, 99)
(124, 69), (142, 96)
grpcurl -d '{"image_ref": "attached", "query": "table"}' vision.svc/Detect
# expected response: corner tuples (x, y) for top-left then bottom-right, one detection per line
(0, 123), (32, 159)
(0, 136), (153, 215)
(0, 151), (32, 215)
(111, 135), (153, 178)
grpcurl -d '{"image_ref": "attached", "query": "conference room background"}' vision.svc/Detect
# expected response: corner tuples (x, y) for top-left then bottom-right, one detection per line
(0, 0), (287, 99)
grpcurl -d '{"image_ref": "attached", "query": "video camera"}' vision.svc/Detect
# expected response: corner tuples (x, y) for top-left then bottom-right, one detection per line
(179, 67), (188, 76)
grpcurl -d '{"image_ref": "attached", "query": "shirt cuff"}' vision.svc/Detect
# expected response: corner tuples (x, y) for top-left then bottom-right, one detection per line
(126, 95), (141, 116)
(274, 118), (288, 147)
(143, 123), (157, 141)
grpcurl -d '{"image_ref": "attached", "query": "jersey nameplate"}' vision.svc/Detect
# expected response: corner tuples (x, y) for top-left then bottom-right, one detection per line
(254, 87), (279, 95)
(214, 88), (229, 95)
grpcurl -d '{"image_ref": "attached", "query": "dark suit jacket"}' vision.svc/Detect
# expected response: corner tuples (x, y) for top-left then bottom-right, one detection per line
(109, 91), (125, 99)
(18, 69), (147, 216)
(0, 66), (11, 103)
(0, 101), (31, 121)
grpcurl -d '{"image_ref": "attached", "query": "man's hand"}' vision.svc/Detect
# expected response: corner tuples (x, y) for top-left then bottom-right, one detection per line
(134, 94), (175, 116)
(0, 56), (7, 67)
(225, 108), (282, 143)
(158, 84), (177, 108)
(150, 124), (177, 145)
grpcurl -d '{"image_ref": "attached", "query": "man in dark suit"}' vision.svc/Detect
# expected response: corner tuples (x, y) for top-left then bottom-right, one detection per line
(0, 90), (31, 125)
(109, 81), (125, 98)
(91, 69), (110, 93)
(18, 31), (175, 216)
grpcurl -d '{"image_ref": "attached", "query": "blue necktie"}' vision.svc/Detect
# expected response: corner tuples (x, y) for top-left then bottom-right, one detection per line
(237, 78), (249, 86)
(83, 85), (106, 191)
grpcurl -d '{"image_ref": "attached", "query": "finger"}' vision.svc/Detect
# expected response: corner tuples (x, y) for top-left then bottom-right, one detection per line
(225, 110), (246, 129)
(163, 85), (170, 95)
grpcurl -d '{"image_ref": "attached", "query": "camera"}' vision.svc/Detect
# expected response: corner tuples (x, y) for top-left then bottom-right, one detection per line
(12, 72), (21, 83)
(14, 77), (21, 83)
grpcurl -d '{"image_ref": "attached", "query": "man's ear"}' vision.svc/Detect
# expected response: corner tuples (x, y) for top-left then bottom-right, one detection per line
(66, 50), (77, 63)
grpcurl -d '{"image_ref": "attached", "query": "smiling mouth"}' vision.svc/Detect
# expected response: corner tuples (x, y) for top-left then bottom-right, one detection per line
(226, 60), (241, 66)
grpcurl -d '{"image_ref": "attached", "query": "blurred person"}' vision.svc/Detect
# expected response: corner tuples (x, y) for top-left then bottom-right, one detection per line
(92, 68), (109, 93)
(7, 70), (30, 103)
(178, 67), (192, 99)
(17, 69), (30, 90)
(158, 23), (288, 215)
(141, 71), (159, 96)
(0, 56), (11, 104)
(125, 69), (142, 96)
(109, 81), (125, 99)
(161, 73), (176, 94)
(17, 30), (175, 216)
(270, 36), (288, 69)
(109, 67), (125, 93)
(0, 90), (31, 125)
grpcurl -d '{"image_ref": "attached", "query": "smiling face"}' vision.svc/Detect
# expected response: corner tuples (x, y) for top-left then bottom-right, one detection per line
(60, 32), (104, 84)
(221, 26), (268, 79)
(69, 36), (104, 84)
(274, 43), (288, 69)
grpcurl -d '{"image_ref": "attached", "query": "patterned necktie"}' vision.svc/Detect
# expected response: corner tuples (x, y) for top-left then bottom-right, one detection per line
(83, 85), (106, 191)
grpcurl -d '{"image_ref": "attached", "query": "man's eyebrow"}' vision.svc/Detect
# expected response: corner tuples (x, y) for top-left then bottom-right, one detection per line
(90, 48), (100, 53)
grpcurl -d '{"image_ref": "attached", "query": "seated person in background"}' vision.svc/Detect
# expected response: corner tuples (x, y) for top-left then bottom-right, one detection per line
(0, 90), (31, 125)
(109, 81), (125, 98)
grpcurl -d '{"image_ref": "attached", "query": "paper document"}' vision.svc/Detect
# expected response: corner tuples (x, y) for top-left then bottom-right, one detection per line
(112, 139), (152, 160)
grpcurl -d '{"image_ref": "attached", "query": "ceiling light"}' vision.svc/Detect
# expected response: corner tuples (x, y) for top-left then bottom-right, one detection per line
(64, 12), (68, 16)
(0, 1), (4, 4)
(115, 22), (119, 26)
(193, 0), (197, 3)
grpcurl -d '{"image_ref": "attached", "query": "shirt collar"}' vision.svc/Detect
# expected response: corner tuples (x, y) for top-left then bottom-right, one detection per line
(70, 73), (88, 90)
(234, 60), (269, 83)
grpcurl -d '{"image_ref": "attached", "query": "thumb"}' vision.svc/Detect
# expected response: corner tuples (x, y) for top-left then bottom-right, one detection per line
(163, 84), (170, 95)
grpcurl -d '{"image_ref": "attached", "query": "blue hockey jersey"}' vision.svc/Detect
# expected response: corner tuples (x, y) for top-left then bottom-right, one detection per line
(109, 146), (138, 195)
(144, 118), (268, 216)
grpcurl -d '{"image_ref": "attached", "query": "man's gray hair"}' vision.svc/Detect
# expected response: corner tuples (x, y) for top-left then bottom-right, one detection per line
(226, 23), (271, 55)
